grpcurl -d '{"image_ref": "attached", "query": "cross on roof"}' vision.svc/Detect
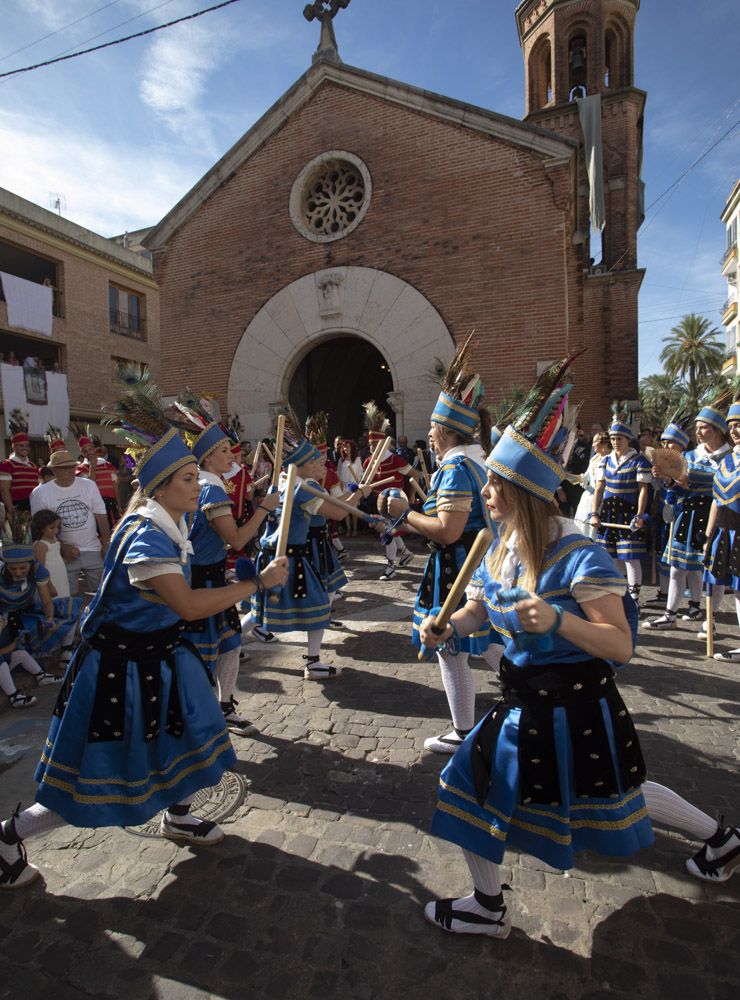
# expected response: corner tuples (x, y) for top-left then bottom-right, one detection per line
(303, 0), (351, 65)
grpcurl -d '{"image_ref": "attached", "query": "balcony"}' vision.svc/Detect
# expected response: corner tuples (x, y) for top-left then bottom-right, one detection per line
(109, 309), (147, 341)
(722, 297), (738, 324)
(721, 244), (738, 276)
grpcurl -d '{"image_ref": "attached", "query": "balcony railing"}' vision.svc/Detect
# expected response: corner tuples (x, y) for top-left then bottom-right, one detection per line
(722, 297), (738, 323)
(721, 244), (738, 271)
(109, 309), (147, 341)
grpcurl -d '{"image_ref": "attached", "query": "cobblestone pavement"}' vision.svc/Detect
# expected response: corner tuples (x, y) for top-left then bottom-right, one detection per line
(1, 536), (738, 1000)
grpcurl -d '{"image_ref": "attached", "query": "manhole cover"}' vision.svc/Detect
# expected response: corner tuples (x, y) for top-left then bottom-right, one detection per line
(124, 770), (248, 839)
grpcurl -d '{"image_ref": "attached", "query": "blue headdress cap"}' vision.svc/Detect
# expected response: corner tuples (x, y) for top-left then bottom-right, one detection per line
(285, 437), (321, 467)
(431, 391), (480, 438)
(696, 405), (728, 435)
(137, 428), (195, 497)
(609, 421), (633, 438)
(661, 423), (690, 449)
(192, 422), (229, 463)
(728, 402), (740, 423)
(485, 426), (563, 503)
(1, 542), (34, 565)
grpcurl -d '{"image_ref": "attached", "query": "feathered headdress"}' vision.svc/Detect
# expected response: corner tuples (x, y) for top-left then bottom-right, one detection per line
(1, 508), (33, 563)
(8, 408), (29, 444)
(438, 332), (485, 410)
(281, 405), (321, 467)
(486, 350), (585, 503)
(363, 401), (391, 435)
(172, 389), (229, 463)
(45, 424), (66, 455)
(660, 401), (692, 451)
(101, 365), (193, 496)
(695, 379), (735, 436)
(305, 411), (330, 446)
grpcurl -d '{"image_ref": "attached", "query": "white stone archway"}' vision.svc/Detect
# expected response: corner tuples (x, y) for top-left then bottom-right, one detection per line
(227, 266), (455, 441)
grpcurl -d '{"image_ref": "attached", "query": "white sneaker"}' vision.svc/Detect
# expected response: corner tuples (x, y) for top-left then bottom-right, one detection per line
(686, 824), (740, 882)
(423, 731), (464, 755)
(251, 625), (277, 643)
(0, 815), (41, 889)
(34, 671), (62, 686)
(8, 691), (36, 709)
(221, 698), (257, 737)
(643, 613), (677, 630)
(398, 550), (414, 567)
(713, 648), (740, 662)
(379, 562), (396, 581)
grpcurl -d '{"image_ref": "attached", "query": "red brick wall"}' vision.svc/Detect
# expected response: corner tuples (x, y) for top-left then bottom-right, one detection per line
(155, 79), (630, 430)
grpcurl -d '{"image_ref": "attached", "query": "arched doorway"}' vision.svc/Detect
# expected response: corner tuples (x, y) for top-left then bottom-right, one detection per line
(289, 336), (393, 441)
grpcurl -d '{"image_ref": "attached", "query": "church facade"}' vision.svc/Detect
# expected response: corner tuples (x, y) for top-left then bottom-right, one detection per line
(147, 0), (645, 442)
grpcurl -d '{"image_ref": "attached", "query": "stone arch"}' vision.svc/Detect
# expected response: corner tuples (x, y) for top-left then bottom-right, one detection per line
(227, 266), (455, 441)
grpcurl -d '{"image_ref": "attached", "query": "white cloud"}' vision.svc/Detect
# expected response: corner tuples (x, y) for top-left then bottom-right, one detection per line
(0, 107), (200, 235)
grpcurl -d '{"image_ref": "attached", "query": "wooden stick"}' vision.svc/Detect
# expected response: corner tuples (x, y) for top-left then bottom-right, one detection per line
(274, 463), (296, 558)
(409, 478), (428, 503)
(359, 474), (396, 496)
(253, 473), (271, 488)
(416, 447), (431, 488)
(360, 438), (387, 485)
(250, 441), (262, 473)
(362, 436), (393, 488)
(261, 442), (276, 467)
(298, 480), (379, 522)
(706, 592), (714, 658)
(417, 528), (493, 661)
(270, 415), (285, 490)
(268, 463), (297, 605)
(599, 521), (637, 532)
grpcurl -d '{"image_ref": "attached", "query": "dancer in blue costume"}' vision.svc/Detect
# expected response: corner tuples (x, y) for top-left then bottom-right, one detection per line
(418, 361), (740, 938)
(252, 415), (361, 681)
(659, 404), (730, 639)
(590, 418), (651, 605)
(386, 336), (496, 755)
(185, 417), (279, 735)
(0, 538), (80, 664)
(703, 400), (740, 663)
(305, 413), (348, 620)
(0, 372), (288, 889)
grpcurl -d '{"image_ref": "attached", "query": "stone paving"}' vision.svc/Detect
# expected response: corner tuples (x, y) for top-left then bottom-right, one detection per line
(1, 535), (738, 1000)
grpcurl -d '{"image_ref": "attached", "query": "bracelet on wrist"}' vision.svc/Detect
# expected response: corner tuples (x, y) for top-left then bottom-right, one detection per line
(253, 575), (266, 593)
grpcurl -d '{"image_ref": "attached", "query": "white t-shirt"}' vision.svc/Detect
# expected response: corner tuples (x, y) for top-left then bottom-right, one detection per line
(30, 478), (106, 551)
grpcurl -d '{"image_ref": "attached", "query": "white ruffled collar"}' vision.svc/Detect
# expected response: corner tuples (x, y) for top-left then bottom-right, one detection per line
(199, 469), (224, 488)
(138, 499), (193, 564)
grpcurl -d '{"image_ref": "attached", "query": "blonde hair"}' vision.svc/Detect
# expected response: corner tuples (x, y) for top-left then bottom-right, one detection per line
(487, 477), (561, 593)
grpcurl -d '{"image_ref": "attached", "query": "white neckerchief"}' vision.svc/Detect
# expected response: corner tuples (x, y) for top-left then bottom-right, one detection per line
(199, 469), (224, 488)
(9, 453), (32, 465)
(138, 499), (193, 564)
(611, 447), (636, 470)
(734, 445), (740, 455)
(223, 461), (242, 482)
(696, 442), (731, 468)
(499, 517), (570, 590)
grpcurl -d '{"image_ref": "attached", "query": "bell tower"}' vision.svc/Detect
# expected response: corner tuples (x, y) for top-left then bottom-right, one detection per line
(517, 0), (644, 272)
(516, 0), (645, 405)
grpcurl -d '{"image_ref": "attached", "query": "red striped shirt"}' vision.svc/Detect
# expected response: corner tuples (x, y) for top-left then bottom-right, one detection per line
(0, 457), (40, 501)
(76, 459), (118, 499)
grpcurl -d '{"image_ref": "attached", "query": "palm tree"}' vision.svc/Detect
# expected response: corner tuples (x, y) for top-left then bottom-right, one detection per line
(659, 314), (724, 409)
(638, 373), (682, 428)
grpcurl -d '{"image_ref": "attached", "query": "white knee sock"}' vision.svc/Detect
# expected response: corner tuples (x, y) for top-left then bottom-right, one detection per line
(642, 781), (717, 840)
(216, 647), (240, 703)
(165, 793), (201, 827)
(625, 560), (642, 590)
(240, 611), (256, 631)
(687, 570), (702, 603)
(463, 848), (503, 896)
(0, 661), (17, 696)
(712, 584), (725, 609)
(13, 803), (66, 840)
(396, 537), (409, 555)
(735, 592), (740, 628)
(9, 649), (43, 677)
(384, 539), (398, 562)
(331, 536), (344, 552)
(307, 629), (325, 658)
(613, 558), (626, 577)
(437, 650), (476, 733)
(667, 567), (687, 614)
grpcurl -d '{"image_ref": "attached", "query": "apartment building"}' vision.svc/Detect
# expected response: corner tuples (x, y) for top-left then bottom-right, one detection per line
(721, 180), (739, 375)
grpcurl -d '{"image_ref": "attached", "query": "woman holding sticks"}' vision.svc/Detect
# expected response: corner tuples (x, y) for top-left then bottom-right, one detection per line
(0, 372), (288, 889)
(385, 336), (495, 755)
(173, 395), (280, 735)
(251, 412), (361, 681)
(418, 363), (739, 938)
(702, 399), (740, 662)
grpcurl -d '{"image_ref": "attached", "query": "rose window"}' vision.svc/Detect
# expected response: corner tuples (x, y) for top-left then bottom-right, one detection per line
(289, 150), (372, 243)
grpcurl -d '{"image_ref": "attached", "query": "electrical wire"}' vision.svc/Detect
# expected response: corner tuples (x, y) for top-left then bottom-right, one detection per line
(0, 1), (123, 62)
(0, 0), (241, 80)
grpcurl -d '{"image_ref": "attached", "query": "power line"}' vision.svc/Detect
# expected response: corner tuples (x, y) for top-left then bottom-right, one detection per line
(0, 1), (123, 62)
(54, 0), (179, 59)
(0, 0), (241, 80)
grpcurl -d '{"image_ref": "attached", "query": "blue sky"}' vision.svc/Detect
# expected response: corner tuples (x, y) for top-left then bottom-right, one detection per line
(1, 0), (738, 378)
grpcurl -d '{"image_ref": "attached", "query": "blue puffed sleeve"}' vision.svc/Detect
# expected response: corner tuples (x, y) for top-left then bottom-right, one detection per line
(199, 481), (232, 515)
(433, 461), (474, 511)
(123, 522), (181, 565)
(33, 562), (50, 586)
